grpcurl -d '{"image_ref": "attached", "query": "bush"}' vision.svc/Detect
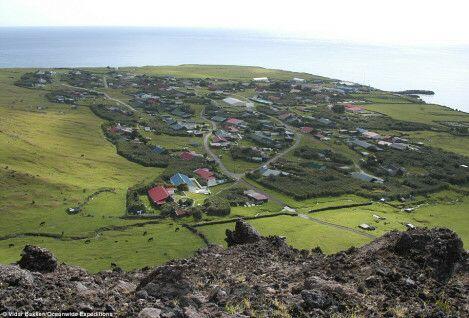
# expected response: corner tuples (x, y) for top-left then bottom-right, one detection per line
(116, 141), (170, 167)
(203, 197), (231, 216)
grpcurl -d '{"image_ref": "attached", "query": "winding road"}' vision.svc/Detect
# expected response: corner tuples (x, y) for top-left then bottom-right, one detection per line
(200, 98), (379, 240)
(62, 83), (137, 112)
(64, 83), (377, 241)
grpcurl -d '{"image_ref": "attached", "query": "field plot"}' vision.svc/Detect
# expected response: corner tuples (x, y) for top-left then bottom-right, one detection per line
(197, 215), (372, 253)
(364, 103), (469, 126)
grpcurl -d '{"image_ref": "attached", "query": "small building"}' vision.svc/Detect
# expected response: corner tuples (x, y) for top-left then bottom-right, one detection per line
(211, 115), (227, 123)
(292, 77), (306, 83)
(301, 127), (314, 134)
(243, 190), (269, 203)
(179, 151), (202, 161)
(253, 77), (269, 82)
(223, 97), (245, 107)
(258, 165), (287, 177)
(152, 146), (167, 154)
(148, 186), (173, 205)
(350, 171), (384, 183)
(225, 117), (244, 126)
(194, 168), (215, 183)
(170, 173), (195, 188)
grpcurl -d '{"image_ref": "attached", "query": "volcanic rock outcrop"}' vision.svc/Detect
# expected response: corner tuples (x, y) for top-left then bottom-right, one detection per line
(0, 224), (467, 317)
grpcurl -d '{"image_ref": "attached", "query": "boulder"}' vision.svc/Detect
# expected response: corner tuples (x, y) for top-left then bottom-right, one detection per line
(225, 218), (261, 246)
(17, 245), (57, 273)
(138, 308), (162, 318)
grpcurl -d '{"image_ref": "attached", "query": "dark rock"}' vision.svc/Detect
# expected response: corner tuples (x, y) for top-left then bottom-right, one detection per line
(17, 245), (57, 273)
(301, 290), (332, 309)
(225, 218), (262, 246)
(138, 308), (162, 318)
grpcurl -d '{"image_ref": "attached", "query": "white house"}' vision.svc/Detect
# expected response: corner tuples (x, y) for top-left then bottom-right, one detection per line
(223, 97), (245, 107)
(253, 77), (269, 82)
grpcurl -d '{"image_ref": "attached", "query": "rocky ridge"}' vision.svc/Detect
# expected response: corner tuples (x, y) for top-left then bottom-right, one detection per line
(0, 219), (467, 317)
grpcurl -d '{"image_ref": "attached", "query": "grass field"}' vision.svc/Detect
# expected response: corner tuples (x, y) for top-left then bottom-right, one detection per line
(198, 215), (372, 253)
(364, 103), (469, 126)
(123, 65), (327, 81)
(403, 131), (469, 157)
(0, 69), (179, 270)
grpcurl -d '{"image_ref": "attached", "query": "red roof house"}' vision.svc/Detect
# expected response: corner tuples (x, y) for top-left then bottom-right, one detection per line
(194, 168), (215, 181)
(212, 135), (228, 143)
(225, 118), (243, 126)
(344, 104), (365, 112)
(148, 186), (172, 205)
(301, 127), (314, 133)
(179, 151), (202, 161)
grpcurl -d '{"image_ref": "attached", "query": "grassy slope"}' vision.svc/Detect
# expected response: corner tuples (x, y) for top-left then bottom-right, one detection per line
(363, 102), (469, 126)
(122, 64), (326, 81)
(0, 69), (204, 271)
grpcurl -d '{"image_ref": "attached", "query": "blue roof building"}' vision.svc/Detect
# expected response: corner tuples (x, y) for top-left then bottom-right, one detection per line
(170, 173), (194, 187)
(152, 146), (167, 154)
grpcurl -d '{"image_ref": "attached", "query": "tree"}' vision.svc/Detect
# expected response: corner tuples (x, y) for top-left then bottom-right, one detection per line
(332, 104), (345, 113)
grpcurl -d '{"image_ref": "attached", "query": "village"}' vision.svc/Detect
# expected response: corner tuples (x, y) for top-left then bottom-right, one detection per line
(16, 68), (469, 234)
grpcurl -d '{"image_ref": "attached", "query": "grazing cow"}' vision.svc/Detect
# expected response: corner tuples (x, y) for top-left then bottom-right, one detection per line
(8, 243), (14, 248)
(148, 237), (154, 242)
(110, 262), (117, 268)
(143, 231), (148, 236)
(39, 221), (45, 226)
(84, 239), (91, 244)
(175, 227), (180, 232)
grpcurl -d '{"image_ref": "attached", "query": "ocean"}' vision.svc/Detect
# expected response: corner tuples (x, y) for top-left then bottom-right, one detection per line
(0, 27), (468, 112)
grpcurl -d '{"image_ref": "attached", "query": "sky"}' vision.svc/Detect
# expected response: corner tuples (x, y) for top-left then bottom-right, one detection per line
(1, 0), (468, 45)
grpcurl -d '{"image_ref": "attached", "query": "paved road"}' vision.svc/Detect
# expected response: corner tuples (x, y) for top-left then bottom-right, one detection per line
(62, 83), (137, 112)
(202, 114), (245, 180)
(68, 88), (376, 240)
(202, 98), (377, 240)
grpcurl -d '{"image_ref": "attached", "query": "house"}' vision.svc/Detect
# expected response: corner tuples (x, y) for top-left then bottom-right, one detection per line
(350, 171), (384, 183)
(152, 146), (167, 154)
(301, 127), (314, 134)
(170, 173), (195, 188)
(179, 151), (202, 161)
(349, 138), (380, 150)
(292, 77), (306, 83)
(223, 97), (245, 107)
(148, 186), (173, 205)
(258, 165), (287, 177)
(225, 118), (244, 126)
(362, 131), (381, 140)
(253, 77), (269, 82)
(389, 143), (408, 151)
(244, 190), (269, 203)
(170, 123), (184, 131)
(344, 104), (365, 112)
(193, 168), (223, 186)
(211, 115), (227, 123)
(212, 135), (228, 143)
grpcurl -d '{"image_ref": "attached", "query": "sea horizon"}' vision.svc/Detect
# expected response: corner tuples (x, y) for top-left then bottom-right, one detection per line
(1, 26), (468, 112)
